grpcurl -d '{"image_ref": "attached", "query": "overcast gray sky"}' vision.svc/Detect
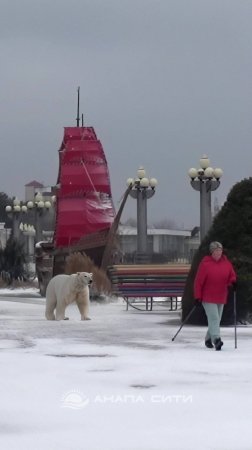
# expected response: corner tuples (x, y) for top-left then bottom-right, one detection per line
(1, 0), (252, 229)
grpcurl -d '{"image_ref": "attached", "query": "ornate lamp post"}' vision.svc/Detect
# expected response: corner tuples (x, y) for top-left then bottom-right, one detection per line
(26, 192), (53, 242)
(6, 192), (54, 243)
(21, 224), (36, 263)
(127, 167), (157, 263)
(5, 197), (28, 240)
(188, 155), (223, 242)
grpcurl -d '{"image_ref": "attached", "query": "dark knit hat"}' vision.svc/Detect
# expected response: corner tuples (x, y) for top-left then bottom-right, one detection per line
(209, 241), (223, 253)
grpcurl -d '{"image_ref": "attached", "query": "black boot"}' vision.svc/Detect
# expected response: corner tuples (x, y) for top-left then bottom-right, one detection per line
(214, 338), (223, 351)
(205, 338), (214, 348)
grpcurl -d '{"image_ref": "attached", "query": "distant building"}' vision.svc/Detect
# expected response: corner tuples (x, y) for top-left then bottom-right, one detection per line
(25, 180), (53, 202)
(118, 225), (200, 263)
(25, 180), (44, 202)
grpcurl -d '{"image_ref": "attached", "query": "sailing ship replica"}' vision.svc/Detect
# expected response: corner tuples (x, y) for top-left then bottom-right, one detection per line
(36, 90), (127, 295)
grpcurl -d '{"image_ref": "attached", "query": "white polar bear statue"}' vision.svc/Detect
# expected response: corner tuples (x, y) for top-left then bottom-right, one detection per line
(45, 272), (93, 321)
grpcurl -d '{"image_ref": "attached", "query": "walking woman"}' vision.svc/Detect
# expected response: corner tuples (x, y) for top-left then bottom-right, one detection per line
(194, 241), (237, 351)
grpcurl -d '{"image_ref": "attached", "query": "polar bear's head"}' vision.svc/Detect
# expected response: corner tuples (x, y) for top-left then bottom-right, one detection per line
(74, 272), (93, 290)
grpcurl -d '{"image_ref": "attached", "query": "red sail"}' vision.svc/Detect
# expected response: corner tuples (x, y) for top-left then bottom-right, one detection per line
(54, 127), (115, 247)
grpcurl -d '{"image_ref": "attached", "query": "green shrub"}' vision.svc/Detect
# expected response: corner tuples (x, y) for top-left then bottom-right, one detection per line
(182, 177), (252, 324)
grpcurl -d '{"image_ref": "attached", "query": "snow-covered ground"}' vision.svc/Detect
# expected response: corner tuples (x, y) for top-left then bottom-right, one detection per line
(0, 290), (251, 450)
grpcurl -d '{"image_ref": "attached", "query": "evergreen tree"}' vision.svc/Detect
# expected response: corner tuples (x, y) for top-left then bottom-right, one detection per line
(182, 178), (252, 324)
(0, 237), (27, 283)
(0, 192), (13, 228)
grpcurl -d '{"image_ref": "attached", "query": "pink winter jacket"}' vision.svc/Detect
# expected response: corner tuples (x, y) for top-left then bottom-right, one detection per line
(194, 255), (236, 304)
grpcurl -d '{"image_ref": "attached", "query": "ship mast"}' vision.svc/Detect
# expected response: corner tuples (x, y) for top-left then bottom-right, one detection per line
(76, 86), (80, 127)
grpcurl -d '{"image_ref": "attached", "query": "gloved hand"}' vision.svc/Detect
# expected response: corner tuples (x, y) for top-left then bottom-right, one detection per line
(194, 299), (202, 307)
(232, 281), (237, 291)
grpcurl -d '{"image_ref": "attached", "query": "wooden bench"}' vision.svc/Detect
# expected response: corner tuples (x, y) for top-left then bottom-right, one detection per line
(108, 264), (190, 311)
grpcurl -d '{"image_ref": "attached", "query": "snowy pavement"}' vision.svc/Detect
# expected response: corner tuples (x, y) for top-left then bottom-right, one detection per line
(0, 291), (252, 450)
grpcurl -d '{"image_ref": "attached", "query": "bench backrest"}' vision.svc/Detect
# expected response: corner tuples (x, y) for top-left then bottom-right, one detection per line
(108, 264), (190, 297)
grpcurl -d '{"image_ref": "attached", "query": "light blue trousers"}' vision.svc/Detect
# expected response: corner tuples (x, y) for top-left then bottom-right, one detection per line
(202, 302), (224, 342)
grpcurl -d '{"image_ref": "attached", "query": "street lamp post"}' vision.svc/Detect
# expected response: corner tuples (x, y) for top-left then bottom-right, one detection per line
(188, 155), (223, 242)
(21, 224), (36, 264)
(6, 192), (54, 243)
(127, 167), (157, 263)
(5, 197), (28, 240)
(26, 192), (53, 242)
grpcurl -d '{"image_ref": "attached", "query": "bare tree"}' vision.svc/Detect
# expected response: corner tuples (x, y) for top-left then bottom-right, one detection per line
(151, 218), (178, 230)
(122, 217), (137, 227)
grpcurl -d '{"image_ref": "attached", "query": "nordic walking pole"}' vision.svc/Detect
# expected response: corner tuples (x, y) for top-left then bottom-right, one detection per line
(233, 289), (237, 349)
(172, 305), (197, 342)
